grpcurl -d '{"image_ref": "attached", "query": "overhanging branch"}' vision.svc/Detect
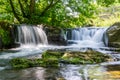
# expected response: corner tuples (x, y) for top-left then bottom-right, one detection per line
(18, 0), (27, 18)
(40, 0), (60, 16)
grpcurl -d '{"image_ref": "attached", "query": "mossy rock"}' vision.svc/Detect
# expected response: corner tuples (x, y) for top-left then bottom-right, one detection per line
(61, 50), (111, 64)
(42, 50), (111, 64)
(10, 58), (33, 69)
(10, 50), (112, 69)
(42, 50), (64, 59)
(107, 22), (120, 47)
(10, 56), (59, 69)
(42, 58), (59, 67)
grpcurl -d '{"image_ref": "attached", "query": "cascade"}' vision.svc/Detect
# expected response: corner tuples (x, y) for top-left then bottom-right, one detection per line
(66, 27), (108, 48)
(15, 25), (48, 45)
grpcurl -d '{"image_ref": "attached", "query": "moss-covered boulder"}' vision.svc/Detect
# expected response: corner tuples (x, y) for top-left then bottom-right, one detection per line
(10, 50), (63, 69)
(106, 22), (120, 47)
(61, 50), (111, 64)
(45, 27), (66, 45)
(10, 50), (112, 69)
(10, 58), (43, 69)
(42, 50), (111, 64)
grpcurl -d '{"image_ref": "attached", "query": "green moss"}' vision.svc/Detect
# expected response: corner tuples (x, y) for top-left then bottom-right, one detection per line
(10, 58), (31, 69)
(10, 57), (59, 69)
(42, 50), (64, 58)
(61, 50), (111, 64)
(41, 50), (63, 67)
(42, 57), (59, 67)
(10, 50), (111, 69)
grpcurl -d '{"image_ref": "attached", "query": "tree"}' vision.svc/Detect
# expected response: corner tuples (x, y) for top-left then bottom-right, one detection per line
(8, 0), (60, 24)
(1, 0), (119, 27)
(0, 0), (14, 23)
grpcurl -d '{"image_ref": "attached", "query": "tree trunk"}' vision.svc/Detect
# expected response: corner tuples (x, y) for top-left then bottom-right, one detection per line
(29, 0), (35, 16)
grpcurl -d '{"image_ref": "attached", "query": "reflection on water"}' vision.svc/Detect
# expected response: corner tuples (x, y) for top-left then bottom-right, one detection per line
(0, 67), (61, 80)
(105, 65), (120, 79)
(87, 64), (120, 80)
(0, 64), (120, 80)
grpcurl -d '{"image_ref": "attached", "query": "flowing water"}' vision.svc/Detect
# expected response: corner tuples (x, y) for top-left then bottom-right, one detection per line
(0, 26), (120, 80)
(15, 25), (48, 45)
(66, 27), (108, 48)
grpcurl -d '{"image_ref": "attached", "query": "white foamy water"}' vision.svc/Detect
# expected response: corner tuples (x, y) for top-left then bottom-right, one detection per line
(66, 27), (108, 48)
(16, 25), (48, 45)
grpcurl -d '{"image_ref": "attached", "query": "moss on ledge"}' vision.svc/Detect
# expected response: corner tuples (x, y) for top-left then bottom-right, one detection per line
(61, 50), (111, 64)
(10, 50), (112, 69)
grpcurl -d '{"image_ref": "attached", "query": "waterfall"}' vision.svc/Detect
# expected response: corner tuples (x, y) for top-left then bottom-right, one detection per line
(15, 25), (48, 45)
(66, 27), (108, 48)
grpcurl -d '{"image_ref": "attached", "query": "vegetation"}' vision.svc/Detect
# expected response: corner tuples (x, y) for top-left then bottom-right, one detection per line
(93, 4), (120, 26)
(0, 21), (13, 47)
(0, 0), (120, 28)
(10, 50), (111, 69)
(0, 0), (120, 47)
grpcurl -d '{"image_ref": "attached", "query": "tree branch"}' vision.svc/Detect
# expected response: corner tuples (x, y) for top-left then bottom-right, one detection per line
(18, 0), (27, 18)
(9, 0), (21, 23)
(40, 0), (60, 16)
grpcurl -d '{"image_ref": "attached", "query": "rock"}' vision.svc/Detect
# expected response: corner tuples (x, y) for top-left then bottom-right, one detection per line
(0, 37), (2, 49)
(106, 22), (120, 47)
(45, 27), (67, 45)
(61, 50), (111, 64)
(10, 50), (112, 69)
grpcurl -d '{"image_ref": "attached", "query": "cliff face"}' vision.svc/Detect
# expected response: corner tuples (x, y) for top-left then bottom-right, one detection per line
(106, 22), (120, 47)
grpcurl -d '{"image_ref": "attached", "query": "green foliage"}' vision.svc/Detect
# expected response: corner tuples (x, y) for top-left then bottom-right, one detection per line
(0, 0), (14, 23)
(96, 0), (118, 7)
(0, 0), (120, 27)
(0, 21), (12, 46)
(92, 4), (120, 27)
(0, 0), (98, 27)
(0, 29), (10, 45)
(45, 0), (98, 28)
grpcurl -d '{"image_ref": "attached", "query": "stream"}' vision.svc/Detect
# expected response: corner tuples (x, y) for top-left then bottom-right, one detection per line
(0, 26), (120, 80)
(0, 45), (120, 80)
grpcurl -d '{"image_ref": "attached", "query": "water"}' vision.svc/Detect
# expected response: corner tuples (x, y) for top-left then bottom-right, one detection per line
(0, 26), (120, 80)
(66, 27), (108, 48)
(16, 25), (48, 45)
